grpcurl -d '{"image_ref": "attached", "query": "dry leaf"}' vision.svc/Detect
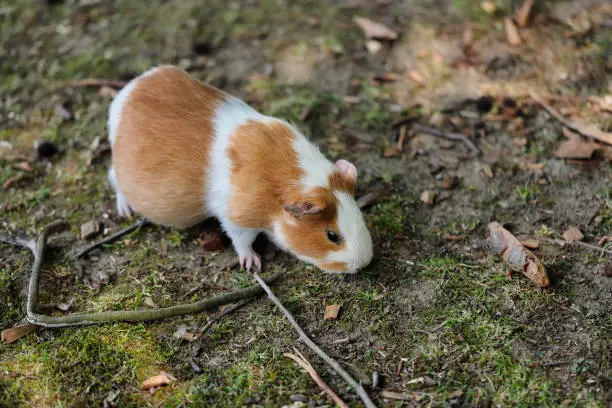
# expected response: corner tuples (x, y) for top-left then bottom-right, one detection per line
(197, 231), (225, 251)
(420, 190), (436, 206)
(599, 236), (612, 246)
(530, 92), (612, 146)
(487, 222), (550, 287)
(383, 146), (400, 157)
(15, 161), (33, 171)
(353, 16), (398, 40)
(444, 234), (463, 241)
(140, 372), (177, 390)
(563, 227), (584, 242)
(480, 163), (494, 178)
(3, 174), (23, 189)
(515, 0), (534, 28)
(1, 323), (43, 344)
(520, 239), (539, 249)
(504, 17), (522, 46)
(324, 304), (341, 320)
(408, 71), (425, 85)
(554, 128), (601, 159)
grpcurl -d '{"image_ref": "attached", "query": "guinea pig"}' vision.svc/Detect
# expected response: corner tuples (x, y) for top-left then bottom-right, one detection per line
(107, 65), (373, 273)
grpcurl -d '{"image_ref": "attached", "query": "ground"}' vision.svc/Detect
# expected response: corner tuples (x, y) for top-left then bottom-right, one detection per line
(0, 0), (611, 407)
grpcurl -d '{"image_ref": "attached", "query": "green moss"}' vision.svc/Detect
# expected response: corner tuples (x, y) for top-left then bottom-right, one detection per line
(369, 195), (414, 234)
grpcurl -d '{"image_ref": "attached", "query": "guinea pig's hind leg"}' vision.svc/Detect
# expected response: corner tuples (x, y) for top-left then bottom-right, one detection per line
(223, 222), (261, 271)
(108, 167), (133, 218)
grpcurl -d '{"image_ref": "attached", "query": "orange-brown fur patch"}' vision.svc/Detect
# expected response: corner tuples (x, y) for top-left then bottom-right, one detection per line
(113, 66), (226, 228)
(227, 119), (347, 266)
(227, 120), (303, 228)
(328, 170), (356, 195)
(280, 187), (347, 262)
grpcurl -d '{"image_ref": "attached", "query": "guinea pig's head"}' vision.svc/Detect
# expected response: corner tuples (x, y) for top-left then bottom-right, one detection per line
(275, 159), (373, 274)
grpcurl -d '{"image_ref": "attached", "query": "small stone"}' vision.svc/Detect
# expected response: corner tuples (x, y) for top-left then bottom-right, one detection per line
(80, 220), (100, 240)
(420, 190), (436, 206)
(365, 40), (382, 54)
(290, 394), (308, 402)
(563, 227), (584, 242)
(481, 1), (496, 14)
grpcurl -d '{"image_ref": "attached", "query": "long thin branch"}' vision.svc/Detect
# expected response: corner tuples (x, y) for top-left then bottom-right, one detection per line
(64, 79), (127, 88)
(71, 219), (149, 259)
(412, 123), (481, 155)
(1, 229), (285, 328)
(542, 237), (612, 257)
(285, 347), (349, 408)
(253, 272), (377, 408)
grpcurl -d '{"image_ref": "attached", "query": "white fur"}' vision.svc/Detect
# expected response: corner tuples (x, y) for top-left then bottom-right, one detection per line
(325, 191), (373, 273)
(207, 96), (266, 267)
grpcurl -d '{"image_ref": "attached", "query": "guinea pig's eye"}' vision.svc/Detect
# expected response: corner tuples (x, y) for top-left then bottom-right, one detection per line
(327, 231), (341, 245)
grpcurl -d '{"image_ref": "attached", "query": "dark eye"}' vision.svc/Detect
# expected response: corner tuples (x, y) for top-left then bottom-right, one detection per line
(327, 231), (341, 244)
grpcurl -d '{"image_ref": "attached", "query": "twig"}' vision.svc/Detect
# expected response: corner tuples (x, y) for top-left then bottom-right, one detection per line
(0, 228), (285, 328)
(396, 125), (407, 151)
(64, 79), (127, 89)
(412, 123), (481, 155)
(529, 91), (612, 145)
(253, 271), (377, 408)
(200, 298), (252, 333)
(285, 347), (349, 408)
(541, 238), (612, 257)
(356, 187), (390, 210)
(71, 219), (149, 259)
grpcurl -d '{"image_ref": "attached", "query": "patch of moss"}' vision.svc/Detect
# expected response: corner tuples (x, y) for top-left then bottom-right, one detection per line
(369, 195), (414, 235)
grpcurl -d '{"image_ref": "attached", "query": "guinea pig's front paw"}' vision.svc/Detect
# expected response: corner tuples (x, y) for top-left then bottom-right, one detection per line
(238, 250), (262, 271)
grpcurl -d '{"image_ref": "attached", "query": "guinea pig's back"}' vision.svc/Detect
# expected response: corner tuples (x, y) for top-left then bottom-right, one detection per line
(110, 66), (226, 228)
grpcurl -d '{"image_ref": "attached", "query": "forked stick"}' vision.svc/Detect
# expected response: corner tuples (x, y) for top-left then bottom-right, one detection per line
(253, 272), (377, 408)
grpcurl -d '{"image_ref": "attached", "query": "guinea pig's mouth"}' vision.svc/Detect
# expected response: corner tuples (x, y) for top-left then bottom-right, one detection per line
(318, 261), (359, 275)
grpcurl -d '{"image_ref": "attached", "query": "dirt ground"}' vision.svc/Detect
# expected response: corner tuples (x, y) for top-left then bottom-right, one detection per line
(1, 0), (611, 407)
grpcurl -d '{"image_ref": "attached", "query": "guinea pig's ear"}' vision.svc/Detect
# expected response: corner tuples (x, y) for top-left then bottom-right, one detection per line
(334, 159), (358, 182)
(284, 201), (323, 218)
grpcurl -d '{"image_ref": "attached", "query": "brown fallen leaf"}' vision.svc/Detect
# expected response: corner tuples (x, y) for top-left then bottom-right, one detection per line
(3, 174), (24, 189)
(420, 190), (436, 206)
(530, 92), (612, 146)
(515, 0), (534, 28)
(479, 163), (494, 178)
(444, 234), (463, 241)
(383, 146), (400, 157)
(563, 227), (584, 242)
(324, 304), (341, 320)
(15, 161), (33, 171)
(140, 371), (177, 390)
(197, 231), (225, 252)
(487, 222), (550, 287)
(554, 128), (601, 159)
(599, 236), (612, 246)
(520, 239), (539, 249)
(504, 17), (522, 46)
(408, 71), (425, 86)
(1, 323), (43, 344)
(353, 16), (398, 40)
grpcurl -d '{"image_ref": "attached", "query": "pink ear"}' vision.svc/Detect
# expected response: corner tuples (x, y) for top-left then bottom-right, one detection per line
(334, 159), (357, 182)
